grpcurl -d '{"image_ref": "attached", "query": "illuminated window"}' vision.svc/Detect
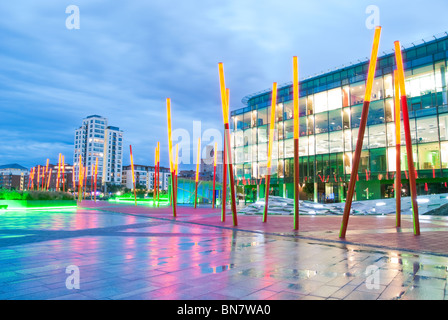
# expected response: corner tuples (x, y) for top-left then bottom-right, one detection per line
(327, 88), (342, 111)
(314, 91), (328, 113)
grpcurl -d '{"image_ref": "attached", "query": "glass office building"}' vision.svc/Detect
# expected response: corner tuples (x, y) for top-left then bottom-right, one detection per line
(230, 33), (448, 203)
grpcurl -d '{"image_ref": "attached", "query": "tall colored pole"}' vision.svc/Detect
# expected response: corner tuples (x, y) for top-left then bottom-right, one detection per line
(45, 159), (50, 190)
(221, 89), (230, 222)
(43, 159), (49, 190)
(194, 138), (200, 209)
(263, 82), (277, 223)
(83, 167), (87, 200)
(37, 165), (41, 191)
(32, 167), (36, 190)
(56, 153), (61, 190)
(218, 63), (237, 226)
(293, 56), (300, 230)
(153, 146), (157, 204)
(47, 169), (52, 192)
(340, 26), (382, 238)
(157, 142), (161, 206)
(166, 98), (177, 217)
(394, 41), (420, 236)
(174, 143), (178, 206)
(394, 70), (402, 227)
(129, 145), (137, 206)
(90, 162), (94, 200)
(72, 166), (76, 199)
(78, 155), (83, 202)
(212, 142), (217, 209)
(62, 155), (65, 192)
(94, 157), (98, 202)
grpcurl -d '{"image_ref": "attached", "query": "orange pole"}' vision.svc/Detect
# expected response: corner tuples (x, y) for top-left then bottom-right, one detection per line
(221, 89), (230, 222)
(130, 145), (137, 206)
(174, 143), (179, 206)
(157, 142), (161, 206)
(62, 155), (65, 192)
(394, 41), (420, 236)
(41, 166), (45, 190)
(37, 165), (41, 191)
(166, 98), (177, 217)
(45, 159), (50, 191)
(47, 168), (52, 192)
(340, 26), (382, 238)
(42, 159), (48, 190)
(78, 155), (83, 202)
(218, 63), (237, 226)
(153, 146), (157, 204)
(194, 138), (200, 208)
(56, 153), (61, 190)
(263, 82), (277, 223)
(293, 56), (300, 230)
(30, 168), (34, 190)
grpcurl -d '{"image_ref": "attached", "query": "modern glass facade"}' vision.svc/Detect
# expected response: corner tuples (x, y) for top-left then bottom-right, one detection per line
(230, 34), (448, 203)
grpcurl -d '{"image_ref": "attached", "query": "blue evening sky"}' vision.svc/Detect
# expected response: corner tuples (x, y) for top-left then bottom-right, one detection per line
(0, 0), (446, 169)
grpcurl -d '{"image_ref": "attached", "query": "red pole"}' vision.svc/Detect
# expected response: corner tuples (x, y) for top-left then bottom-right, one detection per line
(263, 171), (271, 222)
(394, 70), (402, 227)
(395, 41), (420, 235)
(212, 142), (217, 209)
(340, 26), (382, 238)
(224, 122), (238, 225)
(222, 126), (227, 222)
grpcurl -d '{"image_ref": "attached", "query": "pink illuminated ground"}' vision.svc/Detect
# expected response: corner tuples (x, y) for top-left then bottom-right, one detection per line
(0, 201), (447, 300)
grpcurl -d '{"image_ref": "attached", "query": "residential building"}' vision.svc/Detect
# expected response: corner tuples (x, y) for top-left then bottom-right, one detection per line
(0, 164), (28, 190)
(122, 164), (170, 191)
(73, 115), (123, 187)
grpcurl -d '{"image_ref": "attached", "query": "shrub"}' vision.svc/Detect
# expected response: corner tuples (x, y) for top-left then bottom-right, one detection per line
(0, 189), (73, 201)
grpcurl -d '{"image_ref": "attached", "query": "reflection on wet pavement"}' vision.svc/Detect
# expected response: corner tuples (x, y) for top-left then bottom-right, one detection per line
(0, 208), (447, 300)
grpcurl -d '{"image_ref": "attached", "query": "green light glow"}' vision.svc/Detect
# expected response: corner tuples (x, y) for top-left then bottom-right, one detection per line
(108, 198), (169, 207)
(0, 206), (77, 212)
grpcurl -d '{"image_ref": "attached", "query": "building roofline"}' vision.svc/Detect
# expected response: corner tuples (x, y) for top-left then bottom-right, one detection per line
(240, 31), (448, 106)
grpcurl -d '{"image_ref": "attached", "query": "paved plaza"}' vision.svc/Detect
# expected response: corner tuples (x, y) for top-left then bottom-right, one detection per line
(0, 201), (448, 300)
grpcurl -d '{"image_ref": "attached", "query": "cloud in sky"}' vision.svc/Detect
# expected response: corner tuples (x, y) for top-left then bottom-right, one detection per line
(0, 0), (447, 169)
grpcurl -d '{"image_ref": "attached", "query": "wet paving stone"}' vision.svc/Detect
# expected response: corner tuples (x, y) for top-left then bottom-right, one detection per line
(0, 205), (448, 300)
